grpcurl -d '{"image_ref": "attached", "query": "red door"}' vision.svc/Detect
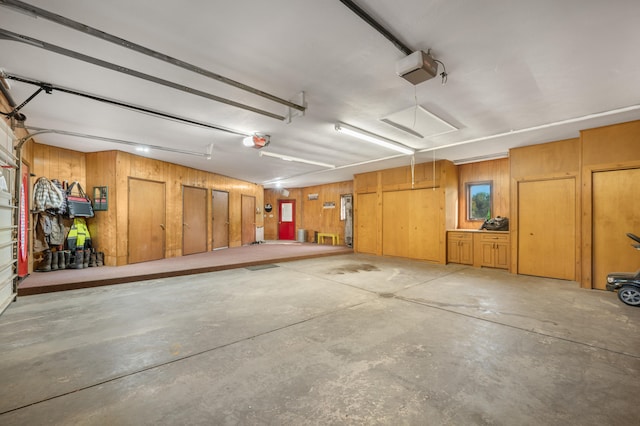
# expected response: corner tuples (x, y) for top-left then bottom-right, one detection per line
(278, 200), (295, 240)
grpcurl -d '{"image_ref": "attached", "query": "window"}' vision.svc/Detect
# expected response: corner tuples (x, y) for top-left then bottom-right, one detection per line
(467, 181), (492, 221)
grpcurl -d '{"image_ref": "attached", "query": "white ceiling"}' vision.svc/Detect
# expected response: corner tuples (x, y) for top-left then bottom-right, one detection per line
(1, 0), (639, 188)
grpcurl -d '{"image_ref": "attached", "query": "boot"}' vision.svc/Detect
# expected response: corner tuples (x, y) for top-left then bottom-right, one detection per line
(58, 250), (66, 270)
(35, 250), (52, 272)
(96, 252), (104, 267)
(83, 248), (91, 268)
(89, 250), (97, 267)
(69, 249), (84, 269)
(63, 250), (71, 268)
(50, 251), (59, 271)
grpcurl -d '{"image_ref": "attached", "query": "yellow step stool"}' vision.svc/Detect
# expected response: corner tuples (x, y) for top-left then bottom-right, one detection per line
(317, 233), (339, 245)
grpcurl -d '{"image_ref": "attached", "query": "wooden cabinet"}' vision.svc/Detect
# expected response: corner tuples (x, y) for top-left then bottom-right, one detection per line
(447, 232), (473, 265)
(355, 160), (458, 264)
(475, 232), (510, 269)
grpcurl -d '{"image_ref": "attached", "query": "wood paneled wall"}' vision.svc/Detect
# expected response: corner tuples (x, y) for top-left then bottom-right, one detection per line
(509, 138), (581, 281)
(31, 145), (263, 266)
(457, 158), (509, 229)
(85, 151), (117, 263)
(263, 181), (353, 243)
(354, 160), (458, 263)
(511, 138), (581, 178)
(580, 121), (640, 289)
(263, 188), (302, 240)
(32, 143), (86, 183)
(300, 181), (353, 243)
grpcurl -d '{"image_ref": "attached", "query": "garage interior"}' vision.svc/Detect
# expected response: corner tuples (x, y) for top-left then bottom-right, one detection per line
(1, 0), (639, 424)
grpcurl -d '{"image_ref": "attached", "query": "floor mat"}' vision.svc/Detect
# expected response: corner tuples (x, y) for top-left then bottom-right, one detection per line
(245, 264), (280, 271)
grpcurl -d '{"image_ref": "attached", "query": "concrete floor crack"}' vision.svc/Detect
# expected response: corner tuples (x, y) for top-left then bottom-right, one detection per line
(393, 295), (640, 361)
(0, 300), (370, 417)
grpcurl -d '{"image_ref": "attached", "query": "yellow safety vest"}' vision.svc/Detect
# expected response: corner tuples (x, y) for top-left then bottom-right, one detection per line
(66, 218), (91, 250)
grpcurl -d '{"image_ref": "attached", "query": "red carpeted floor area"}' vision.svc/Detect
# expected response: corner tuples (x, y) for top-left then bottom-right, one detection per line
(18, 242), (353, 296)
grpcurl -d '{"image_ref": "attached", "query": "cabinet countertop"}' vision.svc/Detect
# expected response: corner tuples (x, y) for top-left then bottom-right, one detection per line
(447, 229), (510, 234)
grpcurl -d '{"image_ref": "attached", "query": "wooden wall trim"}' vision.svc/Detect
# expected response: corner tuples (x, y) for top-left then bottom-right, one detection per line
(581, 160), (640, 289)
(510, 175), (581, 279)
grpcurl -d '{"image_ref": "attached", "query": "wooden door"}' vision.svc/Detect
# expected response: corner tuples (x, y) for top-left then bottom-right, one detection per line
(241, 195), (256, 245)
(182, 186), (207, 255)
(593, 168), (640, 290)
(356, 192), (377, 254)
(212, 190), (229, 250)
(518, 178), (576, 280)
(408, 188), (440, 261)
(383, 191), (410, 258)
(278, 200), (295, 240)
(128, 178), (165, 264)
(383, 189), (440, 261)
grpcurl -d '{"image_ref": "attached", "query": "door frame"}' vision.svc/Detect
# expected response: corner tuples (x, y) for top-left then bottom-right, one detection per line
(182, 185), (208, 256)
(212, 189), (230, 250)
(515, 177), (577, 280)
(581, 161), (640, 289)
(277, 199), (296, 240)
(128, 177), (166, 264)
(241, 194), (256, 245)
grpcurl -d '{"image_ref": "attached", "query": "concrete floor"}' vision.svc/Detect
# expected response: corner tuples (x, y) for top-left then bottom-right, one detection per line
(1, 254), (638, 425)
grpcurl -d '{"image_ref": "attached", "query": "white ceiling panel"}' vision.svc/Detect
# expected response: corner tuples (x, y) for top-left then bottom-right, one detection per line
(0, 0), (639, 188)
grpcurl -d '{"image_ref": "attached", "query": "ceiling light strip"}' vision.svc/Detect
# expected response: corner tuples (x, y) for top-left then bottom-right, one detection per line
(22, 127), (211, 158)
(0, 28), (286, 121)
(418, 104), (640, 153)
(335, 122), (414, 155)
(259, 151), (335, 168)
(261, 153), (406, 186)
(0, 0), (306, 113)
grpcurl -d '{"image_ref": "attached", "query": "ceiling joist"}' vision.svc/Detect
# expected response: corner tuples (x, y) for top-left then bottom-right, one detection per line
(0, 0), (306, 113)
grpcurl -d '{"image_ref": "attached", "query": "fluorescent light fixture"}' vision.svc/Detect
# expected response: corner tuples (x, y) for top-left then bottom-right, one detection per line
(335, 122), (414, 155)
(259, 151), (335, 168)
(22, 126), (212, 158)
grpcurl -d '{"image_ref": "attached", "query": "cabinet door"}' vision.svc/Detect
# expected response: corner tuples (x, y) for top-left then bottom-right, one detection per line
(356, 192), (377, 254)
(479, 241), (495, 267)
(447, 235), (460, 263)
(459, 240), (473, 265)
(383, 189), (439, 261)
(495, 242), (510, 269)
